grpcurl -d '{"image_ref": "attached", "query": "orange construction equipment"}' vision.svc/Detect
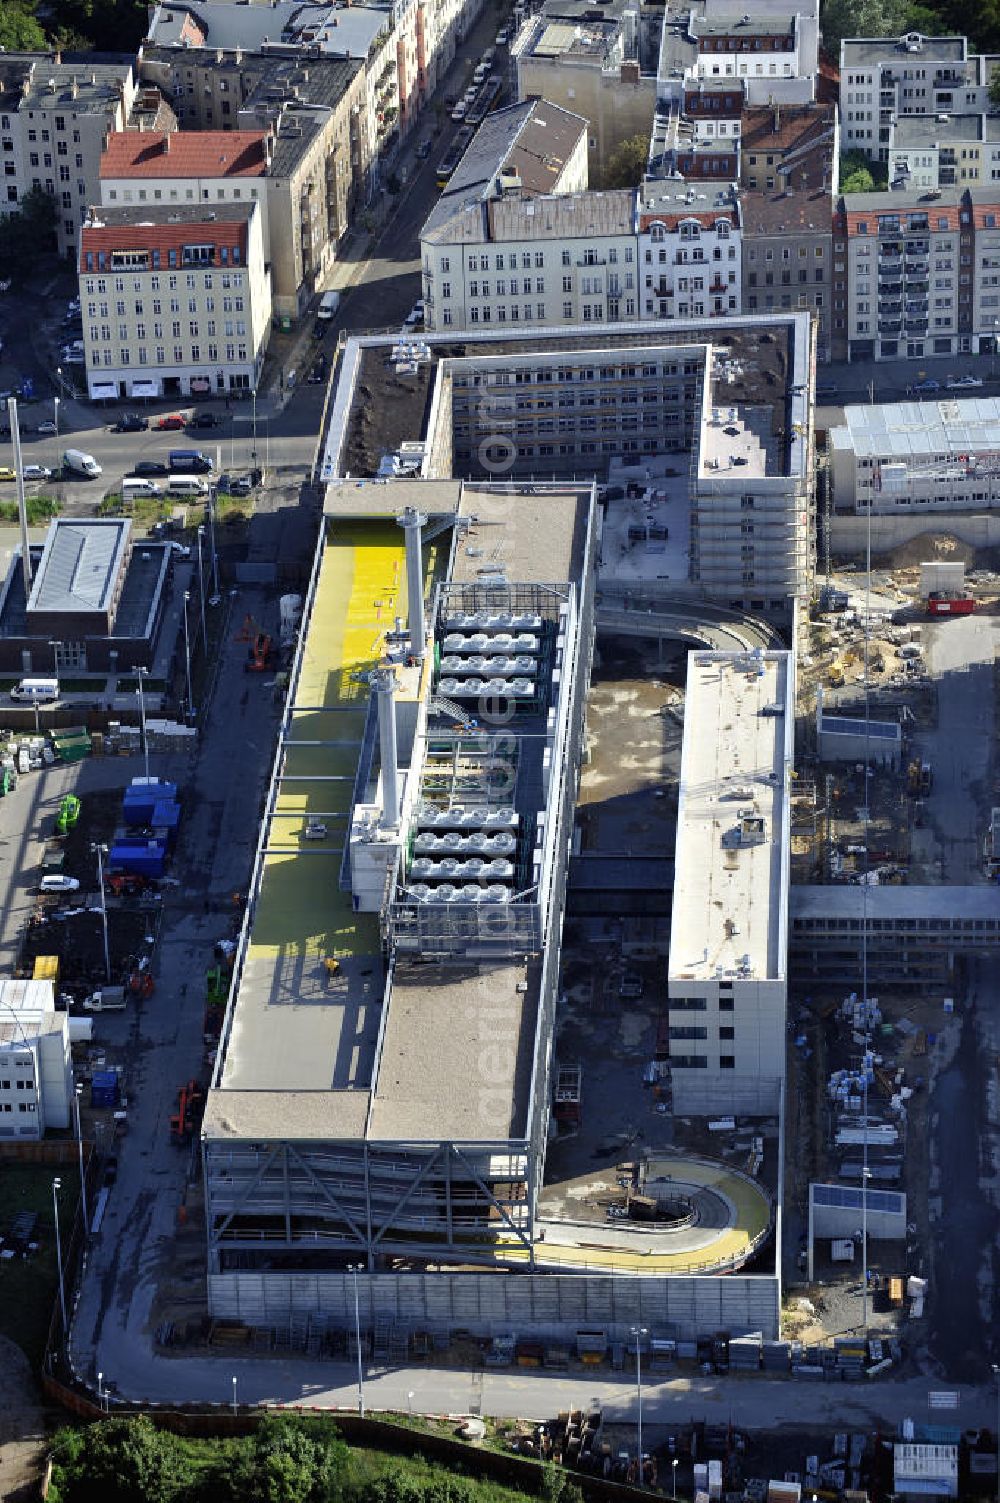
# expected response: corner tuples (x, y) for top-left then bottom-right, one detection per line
(169, 1078), (205, 1144)
(246, 629), (273, 672)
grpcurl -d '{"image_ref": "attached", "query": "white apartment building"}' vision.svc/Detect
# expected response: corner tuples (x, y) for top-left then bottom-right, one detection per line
(830, 397), (1000, 514)
(835, 187), (966, 362)
(0, 54), (137, 255)
(422, 174), (741, 330)
(100, 127), (268, 228)
(0, 980), (72, 1141)
(658, 0), (820, 108)
(840, 32), (972, 161)
(667, 649), (793, 1116)
(424, 190), (638, 330)
(79, 201), (271, 401)
(887, 113), (1000, 191)
(638, 182), (741, 319)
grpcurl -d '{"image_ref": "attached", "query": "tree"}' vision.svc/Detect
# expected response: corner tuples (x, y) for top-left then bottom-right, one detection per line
(0, 185), (58, 282)
(62, 1416), (189, 1503)
(0, 1), (46, 49)
(229, 1417), (351, 1503)
(604, 133), (649, 190)
(841, 162), (875, 192)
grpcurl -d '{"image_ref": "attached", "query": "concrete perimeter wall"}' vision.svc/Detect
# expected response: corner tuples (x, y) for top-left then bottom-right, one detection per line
(832, 510), (1000, 556)
(208, 1271), (780, 1341)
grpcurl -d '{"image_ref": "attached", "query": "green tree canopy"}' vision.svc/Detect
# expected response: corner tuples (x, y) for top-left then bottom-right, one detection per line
(0, 187), (58, 283)
(0, 1), (46, 50)
(604, 133), (649, 189)
(228, 1417), (351, 1503)
(64, 1416), (188, 1503)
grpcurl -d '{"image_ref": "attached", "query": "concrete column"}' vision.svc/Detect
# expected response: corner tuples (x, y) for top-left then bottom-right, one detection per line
(373, 668), (400, 829)
(397, 506), (427, 660)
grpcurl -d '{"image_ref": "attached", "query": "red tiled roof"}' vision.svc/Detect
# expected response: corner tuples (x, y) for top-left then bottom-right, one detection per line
(637, 208), (737, 231)
(79, 217), (248, 270)
(100, 129), (267, 180)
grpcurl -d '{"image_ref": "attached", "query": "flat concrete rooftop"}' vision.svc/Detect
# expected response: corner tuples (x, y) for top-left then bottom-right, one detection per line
(453, 483), (593, 590)
(369, 959), (538, 1140)
(669, 651), (791, 982)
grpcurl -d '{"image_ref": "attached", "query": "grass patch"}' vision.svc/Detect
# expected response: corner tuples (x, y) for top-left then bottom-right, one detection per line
(0, 495), (60, 525)
(48, 1416), (555, 1503)
(0, 1160), (81, 1367)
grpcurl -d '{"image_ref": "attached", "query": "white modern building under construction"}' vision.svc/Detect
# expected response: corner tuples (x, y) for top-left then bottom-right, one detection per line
(829, 396), (1000, 514)
(201, 315), (810, 1343)
(667, 649), (794, 1116)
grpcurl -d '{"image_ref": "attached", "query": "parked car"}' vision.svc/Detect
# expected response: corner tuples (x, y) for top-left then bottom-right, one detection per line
(129, 460), (169, 477)
(189, 411), (222, 429)
(22, 465), (51, 482)
(39, 875), (81, 893)
(156, 413), (186, 431)
(946, 374), (983, 389)
(169, 541), (192, 558)
(496, 26), (509, 43)
(35, 419), (58, 436)
(415, 138), (432, 160)
(0, 467), (15, 481)
(451, 102), (467, 121)
(910, 378), (940, 394)
(114, 412), (148, 433)
(404, 300), (425, 328)
(228, 475), (255, 496)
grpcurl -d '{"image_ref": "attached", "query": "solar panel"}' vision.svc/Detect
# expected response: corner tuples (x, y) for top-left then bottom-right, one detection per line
(812, 1183), (904, 1214)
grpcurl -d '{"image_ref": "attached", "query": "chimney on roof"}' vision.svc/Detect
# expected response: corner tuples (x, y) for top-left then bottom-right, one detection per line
(70, 75), (78, 99)
(216, 48), (224, 62)
(620, 59), (640, 85)
(773, 103), (780, 134)
(53, 50), (62, 65)
(163, 132), (171, 152)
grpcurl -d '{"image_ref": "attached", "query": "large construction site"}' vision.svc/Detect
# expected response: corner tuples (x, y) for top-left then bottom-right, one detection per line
(200, 315), (820, 1345)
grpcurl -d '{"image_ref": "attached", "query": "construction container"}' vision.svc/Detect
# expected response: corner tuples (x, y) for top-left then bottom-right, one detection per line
(90, 1070), (121, 1108)
(33, 954), (60, 983)
(109, 838), (168, 878)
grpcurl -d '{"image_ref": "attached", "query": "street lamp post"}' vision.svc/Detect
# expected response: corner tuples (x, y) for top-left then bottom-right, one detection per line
(207, 490), (220, 599)
(250, 387), (258, 466)
(73, 1084), (89, 1236)
(97, 1371), (105, 1412)
(196, 526), (207, 647)
(671, 1459), (679, 1500)
(350, 1264), (366, 1417)
(53, 396), (60, 441)
(407, 1390), (415, 1419)
(92, 843), (111, 983)
(136, 665), (149, 784)
(52, 1177), (67, 1336)
(992, 1365), (1000, 1503)
(232, 1375), (238, 1415)
(630, 1325), (648, 1483)
(182, 591), (193, 719)
(861, 1164), (872, 1335)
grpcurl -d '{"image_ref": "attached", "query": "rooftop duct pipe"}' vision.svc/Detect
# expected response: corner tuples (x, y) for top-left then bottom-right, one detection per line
(397, 505), (426, 661)
(373, 667), (400, 829)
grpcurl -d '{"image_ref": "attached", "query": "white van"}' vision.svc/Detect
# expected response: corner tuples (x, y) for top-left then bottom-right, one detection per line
(317, 290), (341, 320)
(62, 448), (102, 479)
(166, 475), (209, 498)
(11, 678), (59, 704)
(122, 477), (161, 500)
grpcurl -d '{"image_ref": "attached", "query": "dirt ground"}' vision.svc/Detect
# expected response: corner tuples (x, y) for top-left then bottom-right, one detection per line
(0, 1336), (48, 1501)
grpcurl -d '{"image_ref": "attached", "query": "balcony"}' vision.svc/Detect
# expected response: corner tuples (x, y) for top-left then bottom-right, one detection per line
(905, 299), (928, 315)
(904, 318), (929, 334)
(879, 280), (903, 297)
(879, 254), (902, 270)
(934, 71), (963, 87)
(904, 239), (929, 255)
(904, 262), (928, 277)
(879, 319), (903, 334)
(906, 279), (929, 294)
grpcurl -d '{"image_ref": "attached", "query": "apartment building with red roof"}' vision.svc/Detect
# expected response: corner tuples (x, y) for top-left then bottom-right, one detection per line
(78, 201), (271, 401)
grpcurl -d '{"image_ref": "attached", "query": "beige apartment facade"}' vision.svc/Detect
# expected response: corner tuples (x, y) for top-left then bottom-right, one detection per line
(79, 201), (271, 400)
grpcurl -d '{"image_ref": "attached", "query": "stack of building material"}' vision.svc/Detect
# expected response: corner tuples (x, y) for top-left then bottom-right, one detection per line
(729, 1334), (762, 1372)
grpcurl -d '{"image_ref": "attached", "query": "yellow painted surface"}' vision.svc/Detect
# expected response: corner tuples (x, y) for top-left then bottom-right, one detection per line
(250, 524), (407, 963)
